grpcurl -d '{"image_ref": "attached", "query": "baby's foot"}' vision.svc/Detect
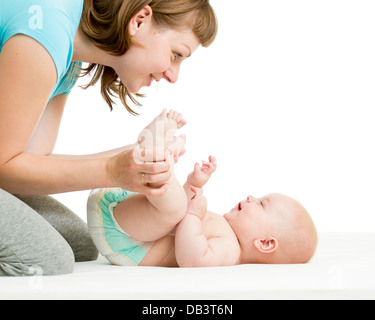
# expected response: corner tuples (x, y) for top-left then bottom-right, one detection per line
(137, 109), (186, 162)
(138, 109), (186, 148)
(187, 156), (217, 188)
(168, 134), (186, 163)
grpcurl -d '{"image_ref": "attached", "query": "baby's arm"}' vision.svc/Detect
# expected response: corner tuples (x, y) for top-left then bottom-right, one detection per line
(183, 155), (217, 200)
(176, 157), (232, 267)
(175, 187), (232, 267)
(175, 187), (209, 266)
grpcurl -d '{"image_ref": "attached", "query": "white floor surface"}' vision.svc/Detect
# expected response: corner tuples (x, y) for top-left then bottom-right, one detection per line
(1, 233), (374, 300)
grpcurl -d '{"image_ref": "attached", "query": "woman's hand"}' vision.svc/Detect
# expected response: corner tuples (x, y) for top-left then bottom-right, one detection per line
(106, 147), (172, 196)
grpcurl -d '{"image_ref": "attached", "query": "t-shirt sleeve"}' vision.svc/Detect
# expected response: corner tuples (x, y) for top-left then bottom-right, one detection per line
(2, 7), (74, 83)
(53, 61), (82, 97)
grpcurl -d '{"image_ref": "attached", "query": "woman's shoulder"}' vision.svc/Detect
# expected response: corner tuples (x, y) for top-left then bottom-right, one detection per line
(0, 0), (83, 26)
(1, 0), (84, 79)
(52, 0), (84, 25)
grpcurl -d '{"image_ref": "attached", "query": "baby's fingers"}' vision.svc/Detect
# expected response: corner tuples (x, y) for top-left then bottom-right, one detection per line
(200, 156), (217, 175)
(209, 155), (217, 168)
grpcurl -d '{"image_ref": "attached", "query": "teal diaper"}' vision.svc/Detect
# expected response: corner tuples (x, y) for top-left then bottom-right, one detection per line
(87, 188), (154, 266)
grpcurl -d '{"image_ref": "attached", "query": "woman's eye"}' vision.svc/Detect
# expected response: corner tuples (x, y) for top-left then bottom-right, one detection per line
(173, 52), (182, 60)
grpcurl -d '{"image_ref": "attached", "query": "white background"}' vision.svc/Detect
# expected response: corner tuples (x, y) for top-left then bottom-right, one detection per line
(54, 0), (375, 233)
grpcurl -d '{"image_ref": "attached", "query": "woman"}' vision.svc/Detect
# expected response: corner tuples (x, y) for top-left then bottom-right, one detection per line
(0, 0), (217, 276)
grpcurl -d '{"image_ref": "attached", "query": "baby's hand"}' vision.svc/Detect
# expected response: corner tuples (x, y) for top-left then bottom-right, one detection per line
(186, 187), (207, 220)
(187, 156), (217, 188)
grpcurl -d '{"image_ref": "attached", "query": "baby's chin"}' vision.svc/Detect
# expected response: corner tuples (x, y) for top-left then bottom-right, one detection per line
(223, 211), (235, 221)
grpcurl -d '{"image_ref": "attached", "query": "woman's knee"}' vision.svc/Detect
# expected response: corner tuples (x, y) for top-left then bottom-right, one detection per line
(19, 195), (98, 262)
(0, 189), (75, 277)
(38, 241), (75, 276)
(0, 240), (75, 277)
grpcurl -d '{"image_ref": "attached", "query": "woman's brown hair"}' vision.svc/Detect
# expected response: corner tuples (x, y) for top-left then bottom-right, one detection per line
(79, 0), (218, 115)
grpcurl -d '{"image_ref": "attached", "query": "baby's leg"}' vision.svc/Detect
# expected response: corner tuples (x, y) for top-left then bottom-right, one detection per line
(136, 109), (187, 213)
(113, 110), (188, 242)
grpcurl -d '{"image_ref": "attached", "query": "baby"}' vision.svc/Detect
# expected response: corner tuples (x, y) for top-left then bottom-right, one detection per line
(87, 110), (318, 267)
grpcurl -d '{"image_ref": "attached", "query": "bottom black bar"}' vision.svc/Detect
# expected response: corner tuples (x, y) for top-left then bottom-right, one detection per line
(133, 301), (238, 318)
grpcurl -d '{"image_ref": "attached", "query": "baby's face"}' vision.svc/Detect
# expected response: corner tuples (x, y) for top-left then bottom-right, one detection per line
(224, 193), (297, 250)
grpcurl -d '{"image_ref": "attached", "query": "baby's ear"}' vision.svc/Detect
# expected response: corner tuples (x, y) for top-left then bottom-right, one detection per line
(253, 237), (279, 254)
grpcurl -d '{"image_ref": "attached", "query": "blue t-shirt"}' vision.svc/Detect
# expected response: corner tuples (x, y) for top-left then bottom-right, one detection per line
(0, 0), (84, 100)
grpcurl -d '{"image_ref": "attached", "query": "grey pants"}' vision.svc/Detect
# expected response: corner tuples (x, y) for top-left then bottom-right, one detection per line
(0, 188), (98, 277)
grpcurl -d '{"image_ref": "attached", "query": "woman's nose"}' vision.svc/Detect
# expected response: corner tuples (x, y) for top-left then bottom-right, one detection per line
(247, 195), (259, 204)
(163, 65), (180, 84)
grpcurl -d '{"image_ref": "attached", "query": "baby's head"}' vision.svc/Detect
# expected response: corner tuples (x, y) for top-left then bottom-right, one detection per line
(224, 193), (317, 264)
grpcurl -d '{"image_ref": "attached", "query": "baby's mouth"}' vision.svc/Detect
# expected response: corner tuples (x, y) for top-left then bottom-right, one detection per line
(230, 202), (242, 213)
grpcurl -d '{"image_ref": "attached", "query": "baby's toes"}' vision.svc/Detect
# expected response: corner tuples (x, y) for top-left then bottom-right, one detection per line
(167, 109), (177, 119)
(177, 118), (187, 129)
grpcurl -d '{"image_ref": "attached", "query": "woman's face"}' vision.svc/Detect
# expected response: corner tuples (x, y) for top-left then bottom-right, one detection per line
(113, 9), (200, 93)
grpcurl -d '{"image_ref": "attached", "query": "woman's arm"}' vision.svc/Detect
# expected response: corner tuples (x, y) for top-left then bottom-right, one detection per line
(0, 35), (170, 196)
(25, 94), (137, 160)
(50, 145), (136, 160)
(24, 94), (68, 157)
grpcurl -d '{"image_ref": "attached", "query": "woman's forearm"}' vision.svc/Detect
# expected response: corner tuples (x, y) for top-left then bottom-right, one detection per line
(49, 144), (136, 160)
(0, 152), (111, 195)
(0, 140), (172, 197)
